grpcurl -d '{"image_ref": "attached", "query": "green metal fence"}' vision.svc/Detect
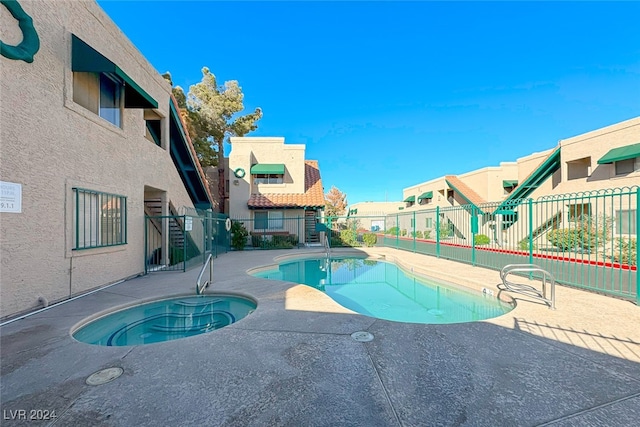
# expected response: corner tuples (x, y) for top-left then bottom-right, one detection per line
(145, 210), (230, 273)
(229, 216), (314, 250)
(329, 187), (639, 303)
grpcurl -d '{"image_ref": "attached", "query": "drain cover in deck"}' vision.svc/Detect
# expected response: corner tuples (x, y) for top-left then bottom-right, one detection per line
(86, 367), (123, 386)
(351, 331), (374, 342)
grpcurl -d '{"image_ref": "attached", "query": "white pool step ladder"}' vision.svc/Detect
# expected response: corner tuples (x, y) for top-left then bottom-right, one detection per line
(500, 264), (556, 309)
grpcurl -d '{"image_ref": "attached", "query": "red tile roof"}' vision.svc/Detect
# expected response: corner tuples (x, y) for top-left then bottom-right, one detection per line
(247, 160), (325, 209)
(445, 175), (486, 206)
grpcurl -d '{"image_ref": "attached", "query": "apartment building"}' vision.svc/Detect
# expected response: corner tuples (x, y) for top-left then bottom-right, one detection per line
(227, 137), (325, 246)
(1, 0), (212, 318)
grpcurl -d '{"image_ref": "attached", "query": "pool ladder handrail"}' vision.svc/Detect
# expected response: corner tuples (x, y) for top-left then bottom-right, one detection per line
(323, 234), (331, 258)
(500, 264), (555, 309)
(196, 253), (214, 295)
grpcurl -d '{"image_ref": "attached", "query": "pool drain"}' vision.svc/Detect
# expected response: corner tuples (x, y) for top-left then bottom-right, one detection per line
(351, 331), (374, 342)
(86, 367), (123, 386)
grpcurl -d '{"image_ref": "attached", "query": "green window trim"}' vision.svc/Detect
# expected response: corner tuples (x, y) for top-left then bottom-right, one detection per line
(597, 143), (640, 165)
(73, 187), (127, 250)
(403, 195), (415, 203)
(417, 191), (433, 200)
(250, 164), (285, 175)
(71, 34), (158, 109)
(502, 180), (518, 188)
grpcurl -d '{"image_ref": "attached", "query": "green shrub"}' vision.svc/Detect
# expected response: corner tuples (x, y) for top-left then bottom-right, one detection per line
(231, 221), (249, 250)
(547, 226), (596, 251)
(474, 234), (490, 245)
(518, 238), (537, 251)
(439, 223), (452, 238)
(385, 226), (399, 235)
(611, 237), (636, 266)
(251, 234), (265, 248)
(340, 229), (359, 246)
(400, 229), (407, 236)
(363, 233), (377, 247)
(415, 230), (423, 239)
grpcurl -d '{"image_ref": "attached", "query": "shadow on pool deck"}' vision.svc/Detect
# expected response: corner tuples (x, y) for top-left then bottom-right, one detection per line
(1, 248), (639, 426)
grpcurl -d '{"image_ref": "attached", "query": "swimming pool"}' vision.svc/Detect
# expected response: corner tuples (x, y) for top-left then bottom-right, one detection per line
(72, 294), (256, 346)
(252, 256), (513, 324)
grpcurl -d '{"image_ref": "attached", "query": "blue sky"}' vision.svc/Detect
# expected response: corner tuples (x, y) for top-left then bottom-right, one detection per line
(98, 1), (640, 205)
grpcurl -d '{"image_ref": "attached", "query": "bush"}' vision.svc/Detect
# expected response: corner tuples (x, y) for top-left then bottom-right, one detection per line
(340, 229), (359, 246)
(363, 233), (377, 247)
(423, 230), (431, 239)
(547, 226), (596, 251)
(474, 234), (490, 245)
(385, 226), (399, 235)
(400, 229), (407, 237)
(611, 237), (636, 266)
(518, 238), (537, 251)
(439, 223), (452, 238)
(415, 230), (423, 239)
(231, 221), (249, 250)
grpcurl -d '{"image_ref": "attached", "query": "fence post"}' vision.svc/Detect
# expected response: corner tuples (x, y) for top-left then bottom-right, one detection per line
(413, 210), (416, 253)
(144, 216), (148, 274)
(528, 199), (534, 266)
(436, 206), (440, 258)
(297, 216), (301, 248)
(183, 215), (187, 272)
(636, 187), (639, 305)
(395, 214), (399, 249)
(471, 206), (476, 266)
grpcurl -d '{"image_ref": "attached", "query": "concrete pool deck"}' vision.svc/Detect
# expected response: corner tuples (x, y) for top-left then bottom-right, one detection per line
(1, 247), (639, 426)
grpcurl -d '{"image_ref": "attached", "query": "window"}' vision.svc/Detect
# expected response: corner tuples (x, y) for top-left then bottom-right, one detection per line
(616, 209), (636, 234)
(567, 203), (591, 222)
(426, 218), (433, 228)
(145, 119), (162, 147)
(419, 197), (432, 205)
(73, 188), (126, 249)
(254, 174), (283, 184)
(73, 72), (122, 127)
(615, 158), (635, 175)
(254, 211), (284, 230)
(566, 157), (591, 180)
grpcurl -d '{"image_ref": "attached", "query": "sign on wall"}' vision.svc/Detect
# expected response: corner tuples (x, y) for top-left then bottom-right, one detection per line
(0, 181), (22, 213)
(184, 216), (193, 231)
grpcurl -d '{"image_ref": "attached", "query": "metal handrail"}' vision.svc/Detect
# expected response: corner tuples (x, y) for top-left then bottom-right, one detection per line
(500, 264), (555, 309)
(196, 253), (214, 295)
(323, 233), (331, 258)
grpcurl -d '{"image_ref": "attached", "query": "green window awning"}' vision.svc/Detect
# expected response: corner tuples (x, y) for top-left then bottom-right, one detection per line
(597, 142), (640, 164)
(502, 180), (518, 188)
(71, 35), (158, 109)
(494, 147), (561, 214)
(417, 191), (433, 200)
(250, 164), (285, 175)
(403, 195), (415, 203)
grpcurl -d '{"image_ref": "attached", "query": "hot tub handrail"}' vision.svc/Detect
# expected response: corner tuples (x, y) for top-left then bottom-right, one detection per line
(196, 253), (214, 295)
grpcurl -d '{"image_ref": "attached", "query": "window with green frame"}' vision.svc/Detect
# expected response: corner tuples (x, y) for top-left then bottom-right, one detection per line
(73, 188), (126, 249)
(254, 211), (284, 230)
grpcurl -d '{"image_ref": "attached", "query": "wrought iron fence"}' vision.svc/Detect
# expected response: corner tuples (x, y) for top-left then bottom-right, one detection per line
(327, 187), (639, 303)
(145, 210), (230, 273)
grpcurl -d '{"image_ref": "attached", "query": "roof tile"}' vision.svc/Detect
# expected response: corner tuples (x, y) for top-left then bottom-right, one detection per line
(247, 160), (324, 209)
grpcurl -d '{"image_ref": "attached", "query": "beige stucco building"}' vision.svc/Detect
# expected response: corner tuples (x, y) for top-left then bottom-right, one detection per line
(227, 137), (325, 246)
(388, 117), (640, 246)
(0, 0), (212, 319)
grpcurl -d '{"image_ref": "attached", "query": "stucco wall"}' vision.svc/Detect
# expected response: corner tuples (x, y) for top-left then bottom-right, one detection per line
(228, 137), (306, 219)
(0, 0), (199, 318)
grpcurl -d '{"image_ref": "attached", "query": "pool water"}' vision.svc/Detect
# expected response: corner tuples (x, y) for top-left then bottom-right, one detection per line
(72, 295), (256, 346)
(253, 257), (512, 324)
